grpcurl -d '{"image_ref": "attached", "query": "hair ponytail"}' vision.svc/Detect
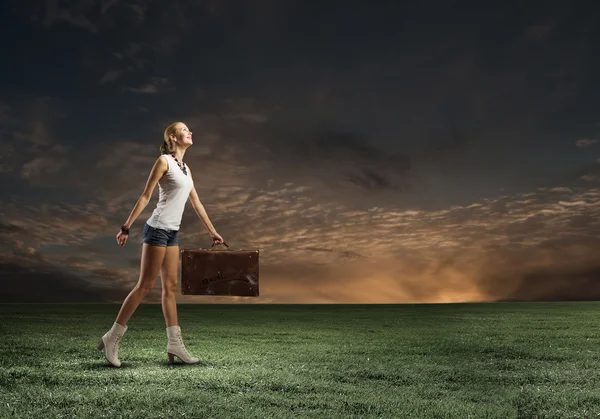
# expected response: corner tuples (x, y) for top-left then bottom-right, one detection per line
(160, 141), (171, 155)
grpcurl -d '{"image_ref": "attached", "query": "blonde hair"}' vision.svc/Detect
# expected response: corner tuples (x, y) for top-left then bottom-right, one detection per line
(160, 121), (184, 154)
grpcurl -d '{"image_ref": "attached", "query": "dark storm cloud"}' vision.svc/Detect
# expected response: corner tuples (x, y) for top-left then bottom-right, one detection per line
(9, 0), (595, 197)
(248, 127), (413, 199)
(504, 264), (600, 302)
(482, 239), (600, 302)
(0, 200), (115, 246)
(568, 162), (600, 184)
(12, 0), (200, 96)
(42, 0), (100, 33)
(413, 127), (484, 178)
(345, 168), (401, 191)
(0, 223), (28, 235)
(576, 138), (598, 148)
(0, 227), (156, 303)
(525, 22), (556, 43)
(0, 96), (70, 186)
(0, 263), (110, 302)
(0, 253), (133, 303)
(124, 76), (171, 94)
(302, 131), (406, 167)
(96, 42), (155, 85)
(0, 200), (147, 300)
(34, 0), (152, 33)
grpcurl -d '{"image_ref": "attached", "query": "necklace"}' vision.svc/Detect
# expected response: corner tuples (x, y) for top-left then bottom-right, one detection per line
(170, 153), (188, 176)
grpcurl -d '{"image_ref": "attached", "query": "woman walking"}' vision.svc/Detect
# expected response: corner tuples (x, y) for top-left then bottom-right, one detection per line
(97, 121), (224, 367)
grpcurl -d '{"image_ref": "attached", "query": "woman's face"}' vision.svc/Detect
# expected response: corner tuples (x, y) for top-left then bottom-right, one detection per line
(171, 123), (193, 148)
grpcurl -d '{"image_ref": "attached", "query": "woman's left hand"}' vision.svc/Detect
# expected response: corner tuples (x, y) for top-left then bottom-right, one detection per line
(210, 231), (224, 245)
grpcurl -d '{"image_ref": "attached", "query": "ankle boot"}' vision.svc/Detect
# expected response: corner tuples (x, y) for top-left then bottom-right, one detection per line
(166, 325), (200, 364)
(97, 322), (127, 367)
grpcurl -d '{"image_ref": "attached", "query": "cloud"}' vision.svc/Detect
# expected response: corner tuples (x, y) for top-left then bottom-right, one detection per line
(99, 69), (123, 84)
(576, 138), (598, 148)
(0, 201), (116, 247)
(0, 96), (69, 181)
(124, 77), (170, 94)
(96, 42), (152, 85)
(112, 42), (152, 64)
(42, 0), (99, 33)
(345, 168), (402, 191)
(0, 223), (28, 235)
(0, 208), (150, 303)
(255, 128), (412, 199)
(0, 262), (125, 302)
(21, 156), (68, 180)
(581, 174), (600, 182)
(525, 22), (555, 43)
(221, 98), (269, 123)
(0, 218), (140, 303)
(10, 96), (67, 146)
(128, 1), (148, 22)
(495, 261), (600, 302)
(40, 0), (148, 33)
(100, 0), (121, 14)
(568, 162), (600, 184)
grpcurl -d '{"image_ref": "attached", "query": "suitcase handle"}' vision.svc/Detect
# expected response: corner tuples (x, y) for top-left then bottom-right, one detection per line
(211, 242), (230, 249)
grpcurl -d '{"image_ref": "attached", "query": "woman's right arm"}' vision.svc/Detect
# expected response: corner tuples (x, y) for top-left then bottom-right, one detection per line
(122, 156), (168, 230)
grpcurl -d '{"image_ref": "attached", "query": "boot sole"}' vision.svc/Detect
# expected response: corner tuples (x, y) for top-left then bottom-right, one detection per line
(168, 352), (200, 364)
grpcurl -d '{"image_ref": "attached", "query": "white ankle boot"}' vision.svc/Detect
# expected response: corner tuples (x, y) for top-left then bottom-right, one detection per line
(97, 322), (127, 367)
(166, 325), (200, 364)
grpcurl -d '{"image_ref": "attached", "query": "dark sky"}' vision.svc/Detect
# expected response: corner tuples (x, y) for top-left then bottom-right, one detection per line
(1, 0), (600, 303)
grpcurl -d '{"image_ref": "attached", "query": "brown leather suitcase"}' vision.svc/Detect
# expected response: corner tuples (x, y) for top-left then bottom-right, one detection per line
(180, 243), (259, 296)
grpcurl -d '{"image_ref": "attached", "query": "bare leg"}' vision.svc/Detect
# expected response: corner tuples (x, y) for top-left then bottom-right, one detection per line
(115, 243), (167, 326)
(161, 244), (199, 363)
(160, 245), (180, 327)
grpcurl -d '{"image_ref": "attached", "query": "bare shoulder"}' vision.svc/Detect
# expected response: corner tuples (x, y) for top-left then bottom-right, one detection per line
(154, 155), (169, 174)
(141, 155), (169, 199)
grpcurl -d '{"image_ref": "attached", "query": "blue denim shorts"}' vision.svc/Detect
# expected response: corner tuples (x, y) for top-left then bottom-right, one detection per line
(142, 223), (179, 247)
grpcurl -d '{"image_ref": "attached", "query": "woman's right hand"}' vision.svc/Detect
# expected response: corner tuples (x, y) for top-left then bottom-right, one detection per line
(116, 231), (129, 247)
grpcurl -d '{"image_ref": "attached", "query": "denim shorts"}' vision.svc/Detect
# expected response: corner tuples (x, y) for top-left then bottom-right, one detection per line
(142, 223), (179, 247)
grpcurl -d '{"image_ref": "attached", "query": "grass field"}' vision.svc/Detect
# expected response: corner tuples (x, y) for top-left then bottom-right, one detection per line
(1, 303), (600, 418)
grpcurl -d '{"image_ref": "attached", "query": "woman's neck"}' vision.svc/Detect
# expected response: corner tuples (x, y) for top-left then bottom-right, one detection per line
(171, 150), (185, 162)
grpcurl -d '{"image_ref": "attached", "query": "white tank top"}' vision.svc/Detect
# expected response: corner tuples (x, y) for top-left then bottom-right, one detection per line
(146, 154), (194, 231)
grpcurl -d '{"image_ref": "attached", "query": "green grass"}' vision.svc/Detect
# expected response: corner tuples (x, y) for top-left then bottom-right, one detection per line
(1, 303), (600, 418)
